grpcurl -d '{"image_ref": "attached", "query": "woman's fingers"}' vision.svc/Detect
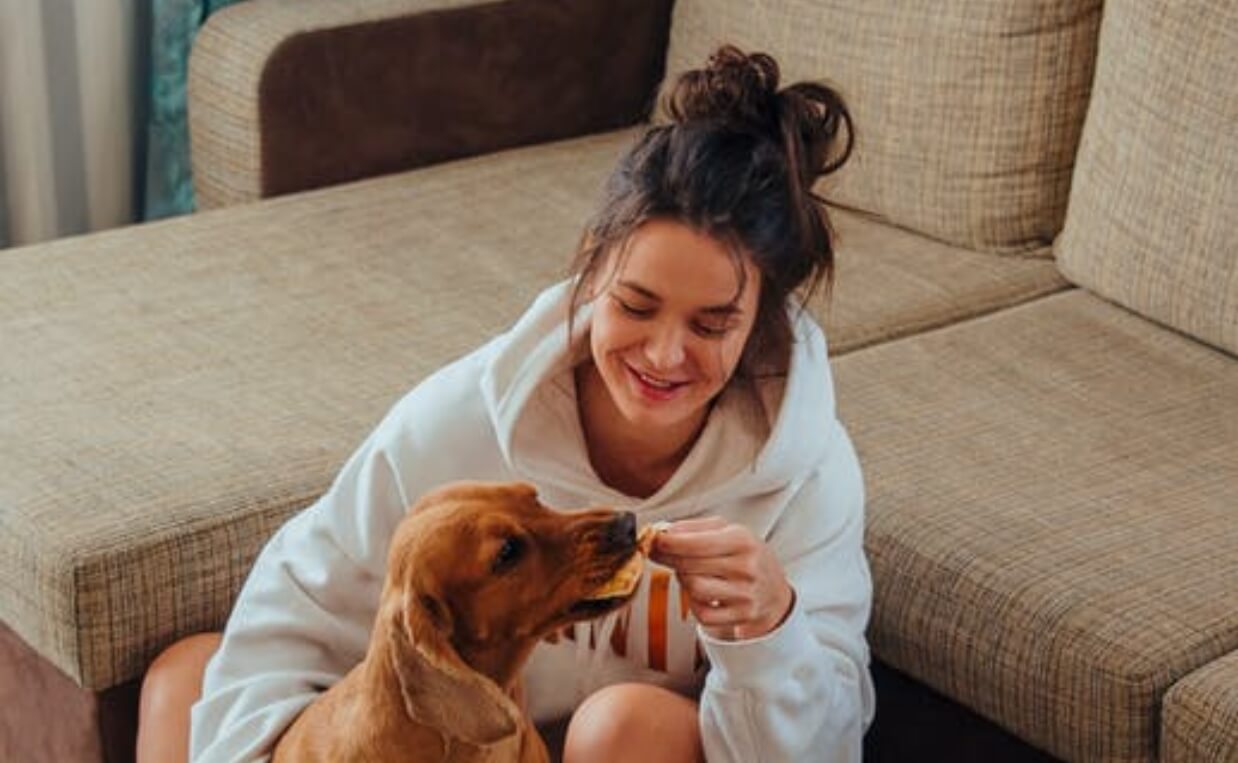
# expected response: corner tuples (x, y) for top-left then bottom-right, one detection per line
(677, 573), (729, 603)
(682, 583), (742, 628)
(654, 521), (750, 559)
(646, 517), (792, 638)
(658, 553), (746, 578)
(661, 516), (728, 533)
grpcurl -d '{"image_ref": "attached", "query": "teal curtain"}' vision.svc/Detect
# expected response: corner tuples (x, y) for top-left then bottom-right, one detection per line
(144, 0), (246, 220)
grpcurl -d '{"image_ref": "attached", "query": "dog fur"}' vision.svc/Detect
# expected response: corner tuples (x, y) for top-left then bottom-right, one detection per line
(271, 481), (639, 762)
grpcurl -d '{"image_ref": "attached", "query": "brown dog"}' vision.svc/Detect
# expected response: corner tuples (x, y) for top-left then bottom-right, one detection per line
(272, 481), (643, 763)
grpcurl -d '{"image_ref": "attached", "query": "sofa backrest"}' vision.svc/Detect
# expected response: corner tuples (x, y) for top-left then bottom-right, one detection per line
(662, 0), (1103, 253)
(1054, 2), (1238, 356)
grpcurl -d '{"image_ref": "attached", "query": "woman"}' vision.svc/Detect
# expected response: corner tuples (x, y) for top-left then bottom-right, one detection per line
(138, 46), (873, 763)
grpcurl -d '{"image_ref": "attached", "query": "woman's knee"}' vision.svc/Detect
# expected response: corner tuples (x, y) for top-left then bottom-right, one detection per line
(564, 683), (702, 763)
(136, 632), (222, 763)
(140, 632), (222, 715)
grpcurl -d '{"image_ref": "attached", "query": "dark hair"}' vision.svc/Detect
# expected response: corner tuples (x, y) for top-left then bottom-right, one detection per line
(569, 44), (854, 378)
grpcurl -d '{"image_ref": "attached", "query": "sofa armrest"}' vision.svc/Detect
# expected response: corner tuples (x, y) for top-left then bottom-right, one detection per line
(188, 0), (672, 209)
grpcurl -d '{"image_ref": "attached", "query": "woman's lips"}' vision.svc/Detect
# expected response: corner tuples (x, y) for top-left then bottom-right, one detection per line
(626, 364), (688, 402)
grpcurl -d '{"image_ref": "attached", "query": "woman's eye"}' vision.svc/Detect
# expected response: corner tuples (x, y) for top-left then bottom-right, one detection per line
(493, 537), (525, 572)
(693, 320), (732, 338)
(614, 297), (654, 318)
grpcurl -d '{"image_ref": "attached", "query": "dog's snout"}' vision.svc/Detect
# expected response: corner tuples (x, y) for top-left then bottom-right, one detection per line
(603, 512), (637, 552)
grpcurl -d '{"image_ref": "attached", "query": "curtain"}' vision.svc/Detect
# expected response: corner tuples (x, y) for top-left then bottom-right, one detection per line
(0, 0), (245, 249)
(145, 0), (245, 220)
(0, 0), (144, 248)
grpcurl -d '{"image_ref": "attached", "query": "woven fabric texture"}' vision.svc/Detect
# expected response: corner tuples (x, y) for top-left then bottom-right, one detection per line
(1, 122), (1076, 689)
(0, 129), (632, 689)
(1055, 2), (1238, 356)
(818, 209), (1068, 355)
(834, 290), (1238, 762)
(663, 0), (1102, 252)
(1161, 652), (1238, 763)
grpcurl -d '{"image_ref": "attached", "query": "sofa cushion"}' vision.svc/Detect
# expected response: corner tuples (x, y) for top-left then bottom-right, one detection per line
(0, 127), (1069, 690)
(819, 210), (1068, 354)
(1161, 652), (1238, 763)
(1055, 2), (1238, 356)
(0, 130), (633, 690)
(834, 290), (1238, 762)
(664, 0), (1102, 252)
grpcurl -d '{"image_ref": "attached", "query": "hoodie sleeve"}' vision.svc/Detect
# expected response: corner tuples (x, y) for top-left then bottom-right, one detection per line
(697, 420), (874, 763)
(188, 407), (415, 763)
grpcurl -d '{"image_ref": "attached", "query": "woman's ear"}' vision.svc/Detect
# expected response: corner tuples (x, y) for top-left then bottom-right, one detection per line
(387, 588), (518, 746)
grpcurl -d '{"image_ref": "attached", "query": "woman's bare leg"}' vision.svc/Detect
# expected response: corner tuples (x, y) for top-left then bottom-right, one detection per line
(136, 632), (221, 763)
(563, 683), (703, 763)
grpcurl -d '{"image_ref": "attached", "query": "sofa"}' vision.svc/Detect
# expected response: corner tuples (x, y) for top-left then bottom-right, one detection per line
(2, 0), (1235, 761)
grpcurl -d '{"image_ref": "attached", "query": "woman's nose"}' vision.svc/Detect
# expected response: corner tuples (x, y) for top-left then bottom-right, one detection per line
(644, 323), (686, 369)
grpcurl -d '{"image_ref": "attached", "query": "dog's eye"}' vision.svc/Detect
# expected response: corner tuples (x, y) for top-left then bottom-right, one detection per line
(492, 537), (525, 572)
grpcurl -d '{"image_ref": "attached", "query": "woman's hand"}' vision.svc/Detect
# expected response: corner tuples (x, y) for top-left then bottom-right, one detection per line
(650, 517), (794, 641)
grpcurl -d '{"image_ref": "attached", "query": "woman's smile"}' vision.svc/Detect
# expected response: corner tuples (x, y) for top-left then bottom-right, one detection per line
(626, 362), (691, 401)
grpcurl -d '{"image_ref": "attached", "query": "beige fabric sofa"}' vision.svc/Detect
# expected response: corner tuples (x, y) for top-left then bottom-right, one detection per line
(2, 1), (1235, 761)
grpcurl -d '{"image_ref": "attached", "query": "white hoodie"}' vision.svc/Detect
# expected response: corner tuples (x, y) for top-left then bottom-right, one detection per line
(191, 280), (874, 762)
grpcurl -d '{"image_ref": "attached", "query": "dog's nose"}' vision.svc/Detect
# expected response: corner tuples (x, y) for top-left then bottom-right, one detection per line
(603, 512), (637, 552)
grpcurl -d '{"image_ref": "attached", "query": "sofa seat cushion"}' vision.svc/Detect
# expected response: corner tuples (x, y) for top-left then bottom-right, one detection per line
(819, 210), (1067, 354)
(0, 129), (636, 689)
(0, 126), (1068, 691)
(1056, 2), (1238, 355)
(1161, 652), (1238, 763)
(834, 290), (1238, 762)
(665, 0), (1103, 252)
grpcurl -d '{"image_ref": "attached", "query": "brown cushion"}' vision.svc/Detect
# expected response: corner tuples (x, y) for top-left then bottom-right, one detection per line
(190, 0), (673, 208)
(1055, 2), (1238, 355)
(1162, 652), (1238, 763)
(834, 290), (1238, 761)
(664, 0), (1102, 252)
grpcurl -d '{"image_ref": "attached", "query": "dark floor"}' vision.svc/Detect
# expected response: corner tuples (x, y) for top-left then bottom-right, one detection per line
(864, 661), (1061, 762)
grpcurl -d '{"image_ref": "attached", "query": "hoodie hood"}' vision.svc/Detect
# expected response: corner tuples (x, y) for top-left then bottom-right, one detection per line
(480, 280), (837, 512)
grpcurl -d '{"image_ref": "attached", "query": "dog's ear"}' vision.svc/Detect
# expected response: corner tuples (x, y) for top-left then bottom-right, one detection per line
(386, 588), (519, 746)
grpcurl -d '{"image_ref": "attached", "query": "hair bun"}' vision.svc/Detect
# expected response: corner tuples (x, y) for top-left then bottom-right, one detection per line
(663, 45), (854, 187)
(665, 45), (781, 132)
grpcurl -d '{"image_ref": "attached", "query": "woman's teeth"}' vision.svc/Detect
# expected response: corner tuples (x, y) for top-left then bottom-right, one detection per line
(638, 371), (675, 388)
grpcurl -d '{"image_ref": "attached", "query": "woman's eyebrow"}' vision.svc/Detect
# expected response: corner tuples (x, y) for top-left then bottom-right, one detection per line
(616, 280), (661, 301)
(615, 279), (743, 315)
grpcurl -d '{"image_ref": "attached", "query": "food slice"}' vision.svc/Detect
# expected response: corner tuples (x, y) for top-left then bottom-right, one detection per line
(638, 520), (671, 555)
(585, 521), (671, 600)
(586, 552), (645, 600)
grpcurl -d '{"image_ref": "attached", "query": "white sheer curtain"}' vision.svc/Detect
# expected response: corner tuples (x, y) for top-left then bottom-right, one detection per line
(0, 0), (141, 248)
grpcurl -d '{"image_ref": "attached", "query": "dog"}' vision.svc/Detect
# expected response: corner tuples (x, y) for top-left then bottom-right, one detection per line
(271, 480), (647, 763)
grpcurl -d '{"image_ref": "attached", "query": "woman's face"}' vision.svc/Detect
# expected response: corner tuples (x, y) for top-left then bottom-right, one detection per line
(587, 218), (761, 435)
